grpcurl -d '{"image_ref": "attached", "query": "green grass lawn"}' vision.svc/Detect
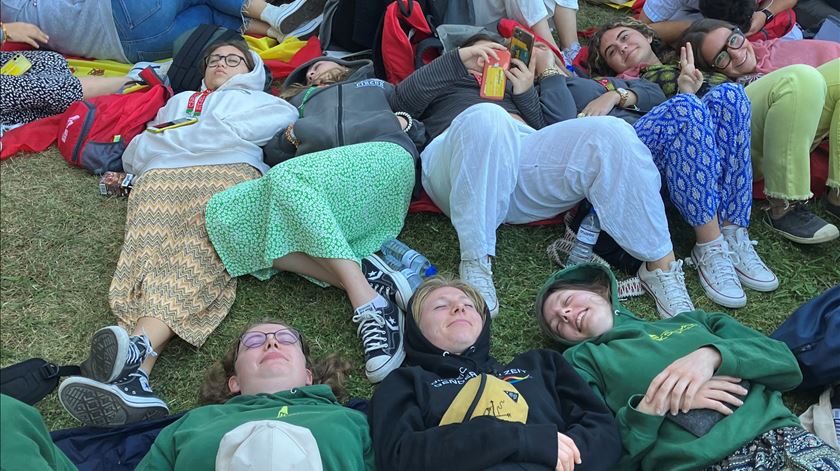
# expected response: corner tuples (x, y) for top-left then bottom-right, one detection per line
(1, 3), (838, 431)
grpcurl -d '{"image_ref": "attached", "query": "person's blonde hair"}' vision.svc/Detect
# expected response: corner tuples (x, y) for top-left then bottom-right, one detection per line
(410, 275), (487, 325)
(279, 65), (352, 99)
(198, 318), (351, 405)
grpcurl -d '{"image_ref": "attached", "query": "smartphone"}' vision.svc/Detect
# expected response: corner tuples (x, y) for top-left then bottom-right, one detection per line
(480, 49), (511, 101)
(509, 26), (535, 67)
(1, 54), (33, 76)
(147, 117), (198, 133)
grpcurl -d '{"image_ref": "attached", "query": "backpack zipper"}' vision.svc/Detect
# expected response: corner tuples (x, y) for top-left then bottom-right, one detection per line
(71, 101), (96, 164)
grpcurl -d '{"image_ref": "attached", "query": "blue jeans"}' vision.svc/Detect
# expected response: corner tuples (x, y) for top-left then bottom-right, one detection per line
(110, 0), (247, 62)
(634, 83), (753, 227)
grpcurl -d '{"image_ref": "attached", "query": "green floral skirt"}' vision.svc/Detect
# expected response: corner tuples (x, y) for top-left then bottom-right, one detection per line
(206, 142), (415, 281)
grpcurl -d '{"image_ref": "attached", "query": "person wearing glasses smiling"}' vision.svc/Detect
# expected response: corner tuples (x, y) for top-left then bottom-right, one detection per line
(56, 39), (298, 428)
(588, 18), (840, 246)
(1, 321), (372, 470)
(683, 19), (840, 237)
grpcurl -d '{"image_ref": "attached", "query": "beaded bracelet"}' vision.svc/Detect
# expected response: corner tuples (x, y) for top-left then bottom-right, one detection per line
(284, 123), (300, 147)
(394, 111), (413, 133)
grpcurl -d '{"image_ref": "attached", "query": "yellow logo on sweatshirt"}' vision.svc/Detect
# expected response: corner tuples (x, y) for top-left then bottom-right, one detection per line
(649, 323), (697, 341)
(276, 406), (289, 418)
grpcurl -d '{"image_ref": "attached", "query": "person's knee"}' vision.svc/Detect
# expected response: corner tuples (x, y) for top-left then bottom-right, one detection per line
(771, 64), (828, 100)
(451, 103), (518, 135)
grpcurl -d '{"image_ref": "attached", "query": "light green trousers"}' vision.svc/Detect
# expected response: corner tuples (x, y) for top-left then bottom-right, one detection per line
(746, 60), (840, 200)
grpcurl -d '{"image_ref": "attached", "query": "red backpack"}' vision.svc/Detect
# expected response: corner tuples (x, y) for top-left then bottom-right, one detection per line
(1, 67), (172, 174)
(746, 9), (797, 41)
(373, 0), (442, 84)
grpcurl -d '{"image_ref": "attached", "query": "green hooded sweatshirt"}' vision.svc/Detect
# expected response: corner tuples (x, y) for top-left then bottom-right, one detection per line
(136, 385), (374, 470)
(534, 264), (802, 471)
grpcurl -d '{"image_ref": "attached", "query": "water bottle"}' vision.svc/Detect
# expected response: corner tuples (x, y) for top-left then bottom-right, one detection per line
(383, 253), (423, 291)
(566, 208), (601, 266)
(381, 239), (438, 278)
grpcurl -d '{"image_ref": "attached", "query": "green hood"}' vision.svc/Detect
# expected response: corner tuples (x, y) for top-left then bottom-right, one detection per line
(534, 263), (639, 347)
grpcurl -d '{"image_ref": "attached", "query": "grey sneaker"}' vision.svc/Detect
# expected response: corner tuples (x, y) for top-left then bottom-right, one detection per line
(352, 299), (404, 384)
(764, 203), (839, 244)
(459, 257), (499, 317)
(690, 239), (747, 309)
(723, 227), (779, 292)
(80, 326), (155, 384)
(638, 260), (695, 318)
(58, 371), (168, 427)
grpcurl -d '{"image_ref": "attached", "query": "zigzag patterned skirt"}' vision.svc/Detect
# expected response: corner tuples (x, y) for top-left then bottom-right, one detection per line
(109, 164), (260, 347)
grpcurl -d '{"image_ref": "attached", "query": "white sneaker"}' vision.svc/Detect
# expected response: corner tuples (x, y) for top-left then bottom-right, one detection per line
(723, 227), (779, 292)
(459, 256), (499, 318)
(638, 260), (695, 318)
(690, 237), (747, 308)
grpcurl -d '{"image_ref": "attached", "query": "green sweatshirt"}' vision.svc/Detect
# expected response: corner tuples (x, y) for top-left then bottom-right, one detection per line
(536, 264), (802, 471)
(136, 385), (373, 471)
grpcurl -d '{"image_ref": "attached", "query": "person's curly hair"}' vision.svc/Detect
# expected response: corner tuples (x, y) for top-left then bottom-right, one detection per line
(698, 0), (754, 33)
(587, 18), (676, 77)
(198, 318), (352, 405)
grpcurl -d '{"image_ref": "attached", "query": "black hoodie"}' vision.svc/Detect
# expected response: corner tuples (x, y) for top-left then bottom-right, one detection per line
(369, 299), (622, 471)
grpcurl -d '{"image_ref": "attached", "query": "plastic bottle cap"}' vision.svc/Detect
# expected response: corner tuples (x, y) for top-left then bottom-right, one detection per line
(424, 266), (438, 277)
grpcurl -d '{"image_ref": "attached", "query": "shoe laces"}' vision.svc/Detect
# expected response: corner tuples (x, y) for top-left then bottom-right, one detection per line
(655, 260), (693, 312)
(460, 259), (494, 296)
(121, 371), (154, 394)
(727, 230), (767, 273)
(352, 308), (388, 353)
(127, 335), (156, 366)
(694, 242), (740, 286)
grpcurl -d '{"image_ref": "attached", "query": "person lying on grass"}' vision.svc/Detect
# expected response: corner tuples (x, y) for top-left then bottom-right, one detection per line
(369, 275), (621, 471)
(1, 320), (374, 471)
(56, 38), (298, 427)
(534, 263), (840, 470)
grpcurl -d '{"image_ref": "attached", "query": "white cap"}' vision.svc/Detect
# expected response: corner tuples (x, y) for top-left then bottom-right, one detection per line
(215, 420), (324, 471)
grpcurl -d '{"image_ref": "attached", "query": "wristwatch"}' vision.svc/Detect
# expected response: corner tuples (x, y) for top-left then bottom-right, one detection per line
(760, 8), (774, 22)
(616, 87), (631, 108)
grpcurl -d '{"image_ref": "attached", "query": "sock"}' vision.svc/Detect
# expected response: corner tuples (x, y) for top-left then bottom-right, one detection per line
(259, 4), (286, 30)
(720, 225), (740, 239)
(355, 294), (388, 314)
(695, 234), (724, 249)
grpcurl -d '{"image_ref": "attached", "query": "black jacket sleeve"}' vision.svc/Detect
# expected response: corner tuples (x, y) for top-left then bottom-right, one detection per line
(369, 369), (559, 471)
(545, 350), (623, 471)
(510, 87), (545, 129)
(536, 74), (578, 125)
(391, 50), (468, 118)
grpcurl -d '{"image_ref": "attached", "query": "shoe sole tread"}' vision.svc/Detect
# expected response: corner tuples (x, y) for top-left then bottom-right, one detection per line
(58, 379), (167, 427)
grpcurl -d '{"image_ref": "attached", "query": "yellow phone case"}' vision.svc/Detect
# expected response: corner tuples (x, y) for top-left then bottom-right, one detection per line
(1, 54), (33, 76)
(146, 117), (198, 133)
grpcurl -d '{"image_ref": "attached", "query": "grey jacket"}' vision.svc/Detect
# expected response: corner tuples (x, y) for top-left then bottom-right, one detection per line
(263, 57), (424, 167)
(537, 74), (667, 126)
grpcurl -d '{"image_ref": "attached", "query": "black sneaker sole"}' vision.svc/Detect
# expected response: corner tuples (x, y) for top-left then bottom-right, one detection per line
(59, 377), (168, 428)
(80, 326), (129, 384)
(364, 254), (413, 312)
(278, 0), (328, 35)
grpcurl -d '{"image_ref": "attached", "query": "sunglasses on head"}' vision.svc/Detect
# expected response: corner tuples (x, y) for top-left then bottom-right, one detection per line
(205, 53), (248, 68)
(712, 28), (746, 69)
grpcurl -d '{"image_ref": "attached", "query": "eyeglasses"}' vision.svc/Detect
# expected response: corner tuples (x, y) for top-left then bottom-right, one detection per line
(205, 53), (248, 68)
(711, 28), (746, 69)
(238, 328), (301, 351)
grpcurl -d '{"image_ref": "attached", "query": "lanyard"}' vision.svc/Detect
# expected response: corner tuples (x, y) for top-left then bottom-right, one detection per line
(186, 90), (212, 117)
(596, 78), (616, 92)
(297, 86), (317, 118)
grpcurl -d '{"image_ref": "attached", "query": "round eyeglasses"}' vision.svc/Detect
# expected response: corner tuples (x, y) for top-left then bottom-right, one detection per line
(712, 28), (746, 69)
(205, 53), (248, 68)
(238, 328), (301, 351)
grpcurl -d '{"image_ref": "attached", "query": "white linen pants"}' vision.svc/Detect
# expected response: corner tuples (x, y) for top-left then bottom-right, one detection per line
(420, 103), (673, 262)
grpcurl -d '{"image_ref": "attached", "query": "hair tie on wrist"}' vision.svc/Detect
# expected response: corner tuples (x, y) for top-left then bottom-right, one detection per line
(394, 111), (413, 133)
